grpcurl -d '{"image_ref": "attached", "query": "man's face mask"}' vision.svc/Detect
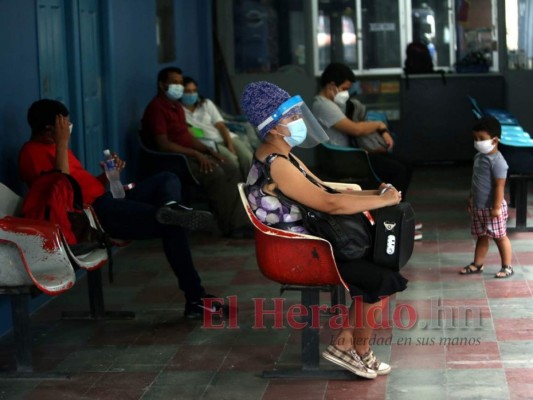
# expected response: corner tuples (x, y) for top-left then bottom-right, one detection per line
(334, 87), (350, 106)
(165, 84), (184, 101)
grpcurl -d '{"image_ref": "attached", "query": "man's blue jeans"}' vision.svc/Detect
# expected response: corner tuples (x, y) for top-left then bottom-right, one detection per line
(92, 171), (205, 302)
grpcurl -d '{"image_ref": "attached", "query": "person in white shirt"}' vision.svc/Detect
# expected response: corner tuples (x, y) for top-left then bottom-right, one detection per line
(180, 76), (253, 180)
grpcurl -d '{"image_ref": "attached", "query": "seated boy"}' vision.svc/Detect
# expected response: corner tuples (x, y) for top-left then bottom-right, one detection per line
(19, 99), (221, 319)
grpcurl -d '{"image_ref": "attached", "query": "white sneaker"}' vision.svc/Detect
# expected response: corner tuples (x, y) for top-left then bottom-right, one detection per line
(322, 345), (377, 379)
(361, 349), (391, 375)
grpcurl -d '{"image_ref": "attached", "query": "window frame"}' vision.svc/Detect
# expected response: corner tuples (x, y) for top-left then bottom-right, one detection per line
(217, 0), (500, 78)
(313, 0), (460, 76)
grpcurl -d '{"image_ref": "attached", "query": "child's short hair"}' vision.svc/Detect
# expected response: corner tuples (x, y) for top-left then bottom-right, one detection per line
(27, 99), (69, 133)
(473, 116), (501, 138)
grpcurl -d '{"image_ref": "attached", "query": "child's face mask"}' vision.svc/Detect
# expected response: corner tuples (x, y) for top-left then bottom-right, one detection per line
(474, 138), (495, 154)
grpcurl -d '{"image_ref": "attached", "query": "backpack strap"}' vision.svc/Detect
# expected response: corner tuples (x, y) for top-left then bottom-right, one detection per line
(62, 174), (84, 209)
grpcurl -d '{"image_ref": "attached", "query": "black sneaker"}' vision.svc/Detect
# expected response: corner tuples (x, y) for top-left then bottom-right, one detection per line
(156, 203), (213, 231)
(184, 294), (229, 320)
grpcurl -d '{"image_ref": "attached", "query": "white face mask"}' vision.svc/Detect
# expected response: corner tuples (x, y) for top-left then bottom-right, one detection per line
(280, 118), (307, 147)
(165, 84), (184, 101)
(474, 139), (495, 154)
(334, 89), (350, 106)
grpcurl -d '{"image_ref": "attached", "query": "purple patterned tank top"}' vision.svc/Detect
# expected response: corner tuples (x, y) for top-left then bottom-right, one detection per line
(245, 155), (308, 234)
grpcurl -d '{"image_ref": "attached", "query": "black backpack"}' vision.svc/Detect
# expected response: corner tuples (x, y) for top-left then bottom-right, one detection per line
(404, 41), (434, 74)
(403, 41), (446, 89)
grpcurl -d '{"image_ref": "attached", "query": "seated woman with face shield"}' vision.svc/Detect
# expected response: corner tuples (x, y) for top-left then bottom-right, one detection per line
(241, 81), (408, 380)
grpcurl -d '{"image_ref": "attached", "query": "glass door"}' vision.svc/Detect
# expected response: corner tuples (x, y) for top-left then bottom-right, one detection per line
(360, 0), (402, 71)
(506, 0), (533, 70)
(411, 0), (454, 69)
(316, 0), (358, 71)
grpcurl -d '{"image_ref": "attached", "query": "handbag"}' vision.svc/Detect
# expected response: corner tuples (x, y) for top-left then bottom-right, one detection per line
(299, 202), (415, 269)
(275, 189), (372, 261)
(370, 203), (415, 270)
(263, 152), (372, 261)
(302, 207), (373, 261)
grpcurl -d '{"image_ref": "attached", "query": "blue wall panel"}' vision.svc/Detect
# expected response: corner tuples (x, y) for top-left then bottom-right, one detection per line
(106, 0), (214, 181)
(0, 0), (41, 195)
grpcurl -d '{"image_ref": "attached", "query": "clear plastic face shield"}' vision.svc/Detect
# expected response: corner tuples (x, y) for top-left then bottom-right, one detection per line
(257, 95), (329, 148)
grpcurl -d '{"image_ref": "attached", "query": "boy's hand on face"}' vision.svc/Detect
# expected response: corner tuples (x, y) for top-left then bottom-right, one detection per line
(53, 114), (71, 145)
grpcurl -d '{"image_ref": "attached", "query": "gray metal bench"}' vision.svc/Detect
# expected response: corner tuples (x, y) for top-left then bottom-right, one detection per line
(0, 182), (133, 377)
(1, 182), (76, 377)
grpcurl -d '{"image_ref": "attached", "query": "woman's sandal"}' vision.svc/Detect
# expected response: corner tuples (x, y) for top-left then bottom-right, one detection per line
(495, 266), (514, 279)
(459, 263), (484, 275)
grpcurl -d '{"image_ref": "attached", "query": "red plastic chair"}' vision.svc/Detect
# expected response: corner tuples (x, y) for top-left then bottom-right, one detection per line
(238, 183), (358, 379)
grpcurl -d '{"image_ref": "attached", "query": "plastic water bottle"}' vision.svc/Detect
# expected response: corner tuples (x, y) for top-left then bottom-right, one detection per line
(103, 149), (125, 199)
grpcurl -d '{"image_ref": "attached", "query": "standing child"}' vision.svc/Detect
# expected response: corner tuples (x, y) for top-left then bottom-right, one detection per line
(459, 116), (514, 278)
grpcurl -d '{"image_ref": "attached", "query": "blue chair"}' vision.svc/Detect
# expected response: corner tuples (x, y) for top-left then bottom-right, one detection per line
(468, 96), (520, 126)
(316, 142), (381, 188)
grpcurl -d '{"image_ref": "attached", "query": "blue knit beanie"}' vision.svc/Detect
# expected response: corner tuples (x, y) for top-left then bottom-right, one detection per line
(240, 81), (298, 140)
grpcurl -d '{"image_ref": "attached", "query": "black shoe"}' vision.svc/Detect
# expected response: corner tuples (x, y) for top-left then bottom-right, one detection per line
(184, 294), (229, 320)
(156, 203), (213, 231)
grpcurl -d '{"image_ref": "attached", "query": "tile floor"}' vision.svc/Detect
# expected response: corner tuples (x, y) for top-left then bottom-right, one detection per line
(1, 163), (532, 400)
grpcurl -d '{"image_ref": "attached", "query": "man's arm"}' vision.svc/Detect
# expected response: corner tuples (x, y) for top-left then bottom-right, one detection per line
(154, 133), (225, 174)
(333, 117), (388, 138)
(154, 133), (223, 158)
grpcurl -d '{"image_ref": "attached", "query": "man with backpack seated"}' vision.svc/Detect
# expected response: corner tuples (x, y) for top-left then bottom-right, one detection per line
(18, 99), (224, 319)
(311, 63), (421, 240)
(311, 62), (414, 201)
